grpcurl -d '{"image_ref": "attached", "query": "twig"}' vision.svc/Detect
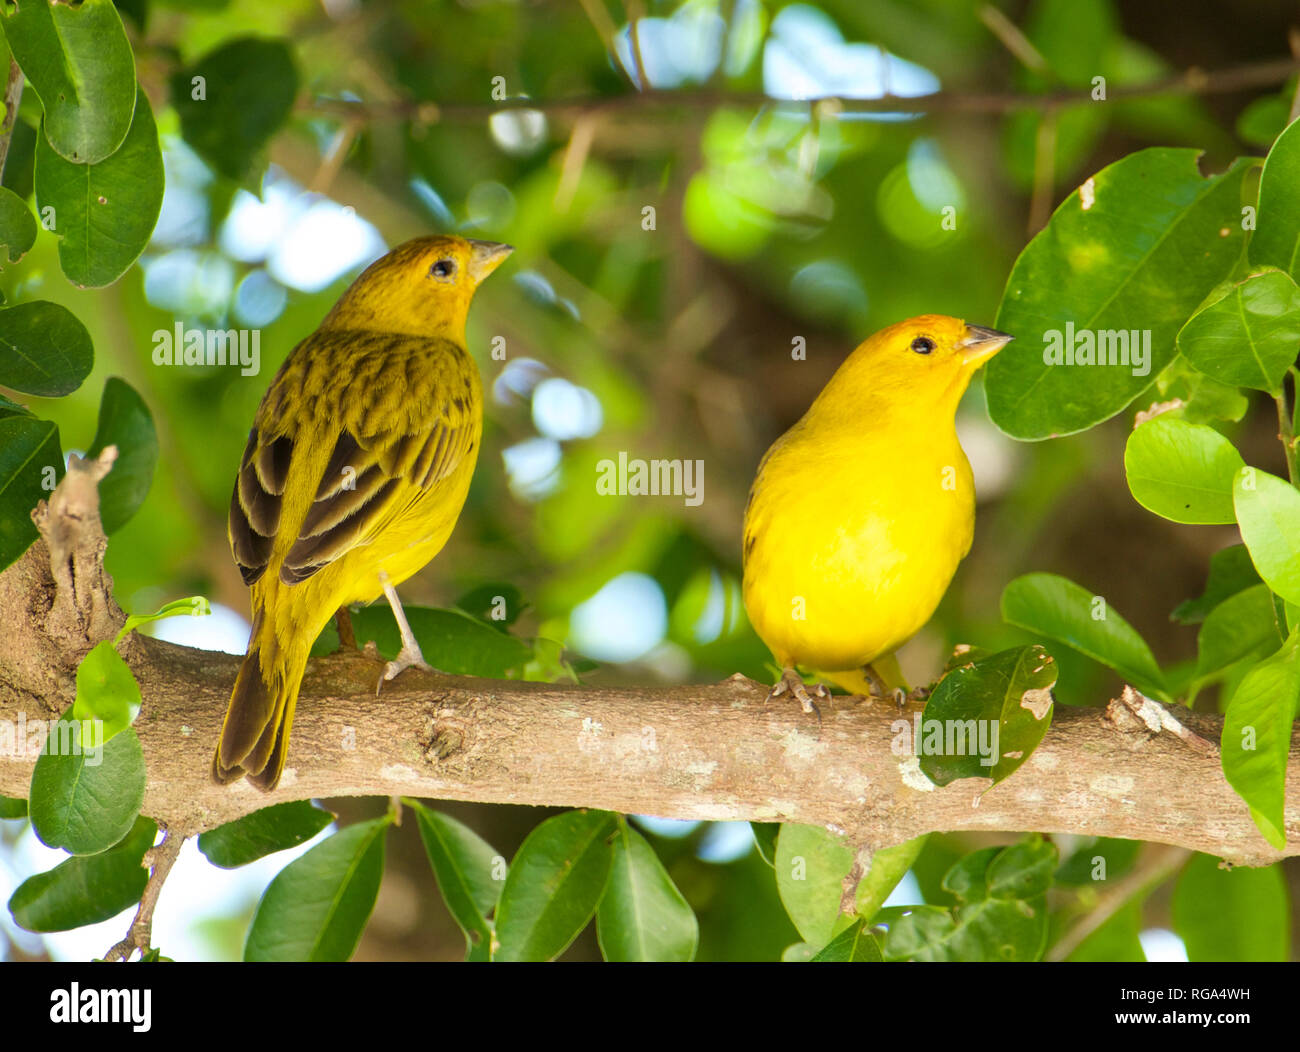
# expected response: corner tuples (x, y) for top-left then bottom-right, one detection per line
(297, 56), (1300, 124)
(1277, 387), (1299, 486)
(1027, 107), (1058, 235)
(1288, 28), (1300, 123)
(979, 4), (1049, 75)
(0, 59), (22, 181)
(1047, 843), (1190, 961)
(103, 827), (187, 962)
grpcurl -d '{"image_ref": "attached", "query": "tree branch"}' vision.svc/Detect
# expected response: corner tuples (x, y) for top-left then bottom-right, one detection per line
(2, 452), (1298, 869)
(298, 56), (1300, 124)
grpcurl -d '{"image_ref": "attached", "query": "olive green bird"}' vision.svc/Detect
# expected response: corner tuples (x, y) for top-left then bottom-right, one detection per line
(214, 234), (513, 790)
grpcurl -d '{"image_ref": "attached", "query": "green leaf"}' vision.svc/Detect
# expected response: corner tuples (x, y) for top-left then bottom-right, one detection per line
(70, 639), (140, 741)
(171, 38), (298, 181)
(117, 595), (211, 643)
(83, 377), (158, 533)
(750, 822), (780, 867)
(1067, 899), (1146, 961)
(1195, 584), (1284, 680)
(919, 645), (1056, 787)
(1250, 116), (1300, 280)
(1155, 355), (1248, 425)
(0, 186), (36, 262)
(854, 834), (926, 920)
(244, 816), (390, 962)
(454, 583), (527, 630)
(352, 605), (533, 678)
(1001, 573), (1167, 697)
(1237, 91), (1291, 148)
(411, 802), (503, 958)
(494, 810), (618, 961)
(8, 817), (154, 932)
(809, 918), (882, 962)
(774, 823), (853, 948)
(1175, 270), (1300, 394)
(596, 821), (698, 962)
(35, 85), (163, 288)
(0, 794), (27, 819)
(0, 415), (60, 572)
(1054, 836), (1141, 885)
(885, 836), (1056, 962)
(1234, 467), (1300, 605)
(198, 801), (336, 869)
(1172, 853), (1290, 960)
(0, 300), (93, 395)
(29, 723), (145, 855)
(0, 0), (135, 164)
(1172, 544), (1262, 623)
(989, 150), (1251, 438)
(1123, 416), (1245, 524)
(1220, 629), (1300, 849)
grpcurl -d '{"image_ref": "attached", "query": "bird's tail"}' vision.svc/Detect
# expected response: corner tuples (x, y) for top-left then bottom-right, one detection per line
(213, 615), (308, 791)
(821, 653), (909, 697)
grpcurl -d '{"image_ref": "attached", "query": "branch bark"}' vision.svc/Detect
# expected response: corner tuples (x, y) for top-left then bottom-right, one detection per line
(1, 454), (1298, 867)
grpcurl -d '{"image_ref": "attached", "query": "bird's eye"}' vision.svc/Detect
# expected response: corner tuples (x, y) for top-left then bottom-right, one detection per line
(429, 259), (457, 281)
(911, 336), (935, 355)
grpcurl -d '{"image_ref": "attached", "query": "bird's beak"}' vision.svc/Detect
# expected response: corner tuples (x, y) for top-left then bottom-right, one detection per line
(959, 324), (1013, 367)
(467, 240), (514, 283)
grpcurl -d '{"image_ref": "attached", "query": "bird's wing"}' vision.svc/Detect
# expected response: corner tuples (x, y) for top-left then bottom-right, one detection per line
(229, 330), (479, 587)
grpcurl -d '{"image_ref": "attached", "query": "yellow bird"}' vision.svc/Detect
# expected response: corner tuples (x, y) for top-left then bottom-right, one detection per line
(742, 315), (1012, 711)
(214, 234), (512, 790)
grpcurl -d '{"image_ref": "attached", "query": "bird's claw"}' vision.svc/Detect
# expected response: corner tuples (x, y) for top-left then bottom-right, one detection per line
(768, 668), (828, 723)
(375, 645), (436, 695)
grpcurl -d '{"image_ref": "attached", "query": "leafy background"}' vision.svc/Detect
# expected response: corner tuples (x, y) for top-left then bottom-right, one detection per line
(2, 0), (1300, 961)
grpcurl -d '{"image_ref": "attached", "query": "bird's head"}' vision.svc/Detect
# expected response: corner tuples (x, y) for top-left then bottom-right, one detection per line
(822, 314), (1013, 417)
(321, 234), (514, 338)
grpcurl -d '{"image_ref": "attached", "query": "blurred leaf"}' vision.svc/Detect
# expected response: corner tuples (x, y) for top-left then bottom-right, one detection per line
(1233, 467), (1300, 606)
(775, 823), (853, 948)
(1124, 416), (1245, 524)
(1172, 853), (1290, 960)
(84, 377), (158, 533)
(494, 809), (618, 961)
(29, 723), (145, 855)
(69, 639), (139, 741)
(453, 582), (526, 630)
(0, 415), (60, 572)
(810, 918), (882, 962)
(171, 37), (297, 181)
(0, 186), (35, 262)
(1054, 837), (1141, 885)
(1250, 116), (1300, 281)
(0, 300), (93, 395)
(989, 151), (1250, 438)
(352, 604), (532, 678)
(1176, 270), (1300, 394)
(1173, 544), (1262, 623)
(596, 820), (698, 962)
(8, 817), (154, 932)
(1001, 573), (1167, 697)
(1195, 584), (1284, 680)
(750, 822), (779, 867)
(0, 794), (27, 818)
(1220, 628), (1300, 849)
(1237, 90), (1292, 147)
(244, 817), (390, 961)
(411, 802), (503, 960)
(35, 84), (163, 288)
(920, 645), (1056, 787)
(1, 0), (135, 164)
(1067, 899), (1145, 961)
(199, 801), (336, 869)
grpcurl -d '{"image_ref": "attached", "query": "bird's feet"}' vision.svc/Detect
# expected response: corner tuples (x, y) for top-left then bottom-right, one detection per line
(768, 667), (830, 719)
(375, 643), (438, 695)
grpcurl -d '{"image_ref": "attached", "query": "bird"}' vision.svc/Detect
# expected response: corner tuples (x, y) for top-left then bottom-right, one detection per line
(213, 234), (513, 790)
(741, 315), (1012, 713)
